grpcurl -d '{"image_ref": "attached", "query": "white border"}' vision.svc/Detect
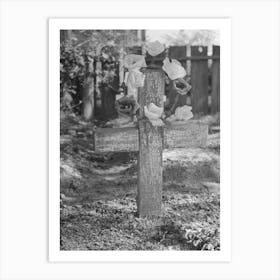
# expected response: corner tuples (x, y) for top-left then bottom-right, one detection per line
(49, 18), (231, 262)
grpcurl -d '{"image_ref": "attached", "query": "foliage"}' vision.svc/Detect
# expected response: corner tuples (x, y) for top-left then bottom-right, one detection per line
(60, 39), (94, 113)
(165, 30), (220, 46)
(60, 30), (138, 113)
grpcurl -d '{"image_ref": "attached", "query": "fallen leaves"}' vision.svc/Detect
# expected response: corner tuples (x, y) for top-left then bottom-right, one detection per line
(60, 191), (220, 251)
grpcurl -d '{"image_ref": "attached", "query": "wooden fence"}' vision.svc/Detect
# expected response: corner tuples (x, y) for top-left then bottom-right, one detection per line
(96, 45), (220, 119)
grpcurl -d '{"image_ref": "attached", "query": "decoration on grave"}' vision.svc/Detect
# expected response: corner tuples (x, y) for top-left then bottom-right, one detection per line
(164, 76), (192, 120)
(162, 58), (186, 80)
(146, 41), (165, 57)
(147, 102), (164, 117)
(144, 103), (165, 127)
(144, 103), (163, 119)
(120, 54), (147, 117)
(173, 78), (192, 95)
(123, 54), (147, 70)
(114, 95), (139, 126)
(166, 105), (193, 122)
(123, 54), (146, 98)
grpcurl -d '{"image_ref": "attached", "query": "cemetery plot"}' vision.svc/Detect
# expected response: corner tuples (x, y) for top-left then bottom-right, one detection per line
(60, 114), (220, 250)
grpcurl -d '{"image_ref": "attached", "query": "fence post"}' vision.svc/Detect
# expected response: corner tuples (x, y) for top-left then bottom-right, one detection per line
(191, 46), (209, 115)
(211, 45), (220, 115)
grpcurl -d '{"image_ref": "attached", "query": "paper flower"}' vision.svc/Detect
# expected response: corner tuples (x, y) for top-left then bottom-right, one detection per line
(173, 78), (192, 95)
(123, 54), (146, 99)
(144, 103), (165, 127)
(175, 105), (193, 120)
(162, 58), (186, 80)
(144, 106), (160, 120)
(146, 41), (165, 57)
(123, 54), (146, 70)
(166, 105), (193, 122)
(147, 103), (164, 117)
(124, 69), (145, 99)
(144, 103), (163, 120)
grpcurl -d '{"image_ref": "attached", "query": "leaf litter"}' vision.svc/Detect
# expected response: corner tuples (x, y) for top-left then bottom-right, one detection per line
(60, 115), (220, 251)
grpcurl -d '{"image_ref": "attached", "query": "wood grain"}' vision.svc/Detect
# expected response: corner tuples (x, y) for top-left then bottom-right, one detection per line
(93, 127), (138, 152)
(137, 69), (165, 217)
(164, 120), (208, 149)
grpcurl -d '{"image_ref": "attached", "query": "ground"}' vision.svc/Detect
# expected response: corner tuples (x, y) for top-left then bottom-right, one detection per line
(60, 114), (220, 250)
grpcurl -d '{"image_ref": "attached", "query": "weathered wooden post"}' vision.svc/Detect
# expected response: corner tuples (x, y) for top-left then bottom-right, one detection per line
(137, 69), (165, 217)
(211, 45), (220, 115)
(191, 46), (209, 115)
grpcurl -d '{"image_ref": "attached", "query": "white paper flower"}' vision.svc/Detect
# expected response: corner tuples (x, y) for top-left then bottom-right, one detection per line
(144, 106), (160, 120)
(125, 70), (146, 99)
(162, 58), (186, 80)
(175, 105), (193, 120)
(144, 103), (163, 120)
(166, 105), (193, 122)
(123, 54), (146, 70)
(147, 103), (164, 117)
(146, 41), (165, 56)
(123, 54), (146, 99)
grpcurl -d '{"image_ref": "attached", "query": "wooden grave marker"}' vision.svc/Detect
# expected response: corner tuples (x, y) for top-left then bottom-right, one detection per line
(93, 69), (208, 218)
